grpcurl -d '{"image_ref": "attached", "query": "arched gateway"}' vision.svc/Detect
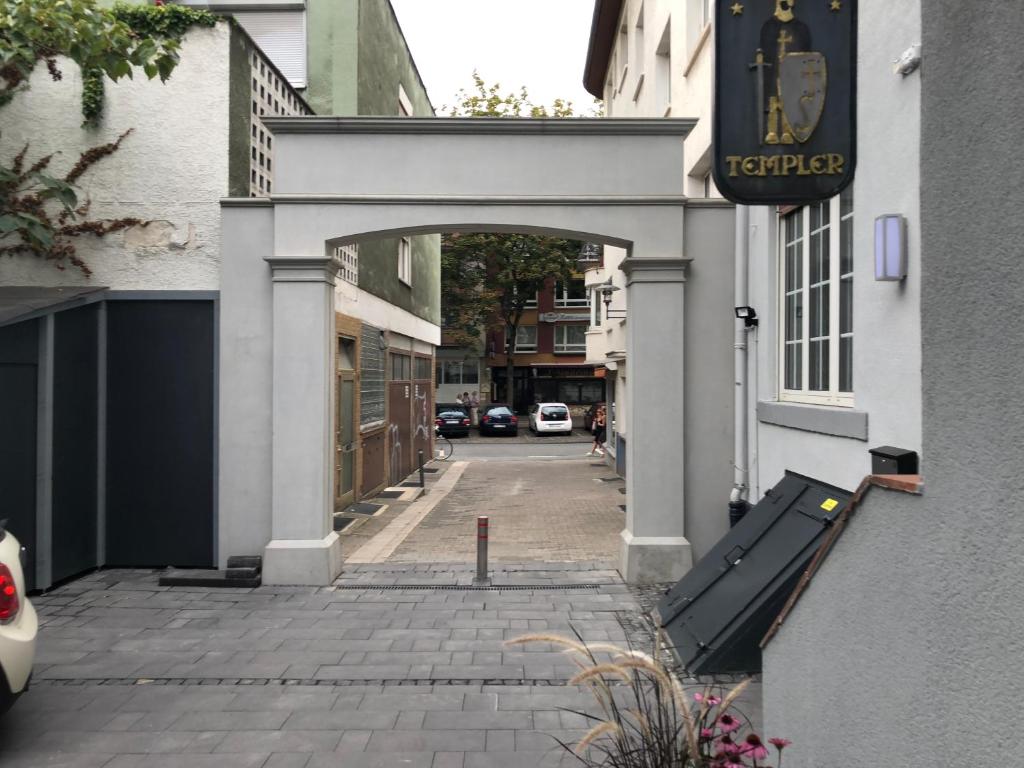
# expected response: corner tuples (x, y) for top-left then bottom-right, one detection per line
(219, 117), (735, 585)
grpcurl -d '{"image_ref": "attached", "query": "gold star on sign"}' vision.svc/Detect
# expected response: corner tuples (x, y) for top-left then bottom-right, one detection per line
(730, 2), (744, 15)
(830, 0), (842, 10)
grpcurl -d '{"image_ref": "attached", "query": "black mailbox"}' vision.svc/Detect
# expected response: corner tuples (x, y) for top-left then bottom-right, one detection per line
(868, 446), (919, 475)
(656, 472), (853, 675)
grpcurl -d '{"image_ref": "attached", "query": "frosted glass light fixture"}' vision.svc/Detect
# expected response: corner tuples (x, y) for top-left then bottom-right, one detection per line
(874, 214), (908, 281)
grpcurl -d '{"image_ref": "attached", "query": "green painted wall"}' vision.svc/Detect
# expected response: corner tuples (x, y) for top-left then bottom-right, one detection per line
(227, 26), (253, 197)
(301, 0), (440, 327)
(305, 0), (359, 116)
(355, 0), (434, 117)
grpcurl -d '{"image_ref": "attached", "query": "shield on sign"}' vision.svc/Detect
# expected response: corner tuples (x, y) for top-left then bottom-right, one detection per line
(779, 52), (827, 144)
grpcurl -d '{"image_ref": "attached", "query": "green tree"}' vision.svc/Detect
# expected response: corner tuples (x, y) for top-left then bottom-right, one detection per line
(0, 0), (215, 274)
(442, 73), (586, 409)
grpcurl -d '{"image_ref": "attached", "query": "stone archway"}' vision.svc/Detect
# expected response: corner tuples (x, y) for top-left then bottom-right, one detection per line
(219, 117), (735, 585)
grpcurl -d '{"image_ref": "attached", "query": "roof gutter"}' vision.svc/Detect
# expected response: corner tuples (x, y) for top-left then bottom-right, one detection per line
(582, 0), (624, 99)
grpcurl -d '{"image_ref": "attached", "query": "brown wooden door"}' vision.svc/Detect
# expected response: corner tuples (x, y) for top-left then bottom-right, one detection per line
(335, 371), (356, 510)
(388, 381), (412, 486)
(411, 381), (432, 469)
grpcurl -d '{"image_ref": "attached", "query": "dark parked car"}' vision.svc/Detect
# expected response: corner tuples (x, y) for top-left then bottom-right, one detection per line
(435, 404), (471, 437)
(479, 404), (518, 436)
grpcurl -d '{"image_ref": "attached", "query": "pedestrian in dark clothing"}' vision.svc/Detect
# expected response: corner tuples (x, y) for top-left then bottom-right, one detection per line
(587, 406), (607, 456)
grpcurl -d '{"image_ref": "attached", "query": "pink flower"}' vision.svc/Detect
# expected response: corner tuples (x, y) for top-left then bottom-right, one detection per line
(743, 734), (770, 760)
(695, 692), (722, 706)
(717, 713), (742, 733)
(701, 728), (715, 740)
(769, 737), (792, 751)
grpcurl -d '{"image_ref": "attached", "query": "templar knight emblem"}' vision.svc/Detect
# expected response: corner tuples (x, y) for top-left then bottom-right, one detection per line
(749, 0), (827, 145)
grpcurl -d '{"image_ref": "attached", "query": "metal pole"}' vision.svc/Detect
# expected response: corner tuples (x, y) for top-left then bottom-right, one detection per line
(418, 450), (425, 488)
(476, 516), (489, 584)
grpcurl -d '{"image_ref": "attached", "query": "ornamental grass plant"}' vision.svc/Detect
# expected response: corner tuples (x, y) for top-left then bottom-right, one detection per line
(506, 631), (791, 768)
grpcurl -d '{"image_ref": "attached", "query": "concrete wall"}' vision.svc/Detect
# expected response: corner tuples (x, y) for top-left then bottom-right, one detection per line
(683, 202), (735, 559)
(745, 0), (923, 497)
(217, 203), (274, 566)
(0, 25), (232, 289)
(763, 3), (1024, 765)
(762, 486), (931, 765)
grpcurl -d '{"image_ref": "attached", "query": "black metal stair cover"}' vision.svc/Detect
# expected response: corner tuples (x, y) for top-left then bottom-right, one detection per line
(656, 471), (853, 675)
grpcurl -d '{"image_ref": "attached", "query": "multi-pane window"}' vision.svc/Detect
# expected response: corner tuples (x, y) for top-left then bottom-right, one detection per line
(436, 361), (479, 386)
(390, 353), (410, 381)
(398, 237), (412, 286)
(780, 190), (854, 405)
(413, 356), (432, 381)
(334, 243), (358, 286)
(507, 325), (537, 353)
(554, 324), (587, 353)
(554, 278), (588, 308)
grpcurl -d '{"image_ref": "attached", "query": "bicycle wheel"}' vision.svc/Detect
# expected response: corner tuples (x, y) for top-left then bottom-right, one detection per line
(436, 435), (454, 460)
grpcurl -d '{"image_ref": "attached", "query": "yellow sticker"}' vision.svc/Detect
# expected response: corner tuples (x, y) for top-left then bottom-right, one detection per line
(820, 498), (839, 512)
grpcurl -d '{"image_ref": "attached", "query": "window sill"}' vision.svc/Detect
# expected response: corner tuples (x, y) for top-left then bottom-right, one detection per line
(757, 400), (868, 441)
(683, 23), (712, 78)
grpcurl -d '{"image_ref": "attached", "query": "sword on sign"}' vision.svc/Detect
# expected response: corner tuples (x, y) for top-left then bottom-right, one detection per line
(748, 48), (770, 145)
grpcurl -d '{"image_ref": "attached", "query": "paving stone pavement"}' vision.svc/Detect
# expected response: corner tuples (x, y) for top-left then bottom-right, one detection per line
(4, 564), (657, 767)
(386, 459), (626, 564)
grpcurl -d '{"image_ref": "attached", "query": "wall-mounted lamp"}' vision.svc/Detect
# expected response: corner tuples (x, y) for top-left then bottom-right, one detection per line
(378, 330), (388, 350)
(600, 283), (621, 311)
(734, 306), (759, 328)
(874, 214), (908, 281)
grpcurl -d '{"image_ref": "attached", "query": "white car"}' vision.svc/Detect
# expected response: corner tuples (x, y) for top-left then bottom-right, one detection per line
(528, 402), (574, 435)
(0, 523), (37, 715)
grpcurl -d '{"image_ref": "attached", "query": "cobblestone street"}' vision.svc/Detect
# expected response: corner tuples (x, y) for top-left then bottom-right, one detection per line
(388, 459), (625, 564)
(1, 458), (651, 767)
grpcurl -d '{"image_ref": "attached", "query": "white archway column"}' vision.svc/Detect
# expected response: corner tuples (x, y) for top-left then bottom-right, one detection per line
(262, 256), (342, 585)
(621, 256), (693, 583)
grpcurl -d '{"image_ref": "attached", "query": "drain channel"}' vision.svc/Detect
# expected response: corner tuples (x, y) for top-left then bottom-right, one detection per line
(333, 583), (603, 591)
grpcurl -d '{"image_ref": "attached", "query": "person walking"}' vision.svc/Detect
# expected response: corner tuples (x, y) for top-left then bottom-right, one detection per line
(587, 405), (607, 456)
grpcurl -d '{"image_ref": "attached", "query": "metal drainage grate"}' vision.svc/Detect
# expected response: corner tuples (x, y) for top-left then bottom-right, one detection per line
(37, 677), (624, 688)
(333, 583), (603, 591)
(376, 491), (404, 499)
(333, 517), (357, 532)
(344, 502), (383, 516)
(598, 477), (621, 483)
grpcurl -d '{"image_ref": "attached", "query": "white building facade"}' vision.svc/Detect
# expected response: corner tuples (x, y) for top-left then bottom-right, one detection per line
(584, 0), (736, 567)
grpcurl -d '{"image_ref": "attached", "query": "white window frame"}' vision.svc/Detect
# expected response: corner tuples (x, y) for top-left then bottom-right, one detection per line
(512, 285), (537, 308)
(398, 83), (413, 117)
(554, 324), (587, 354)
(438, 360), (479, 385)
(398, 237), (412, 286)
(778, 194), (854, 407)
(508, 325), (537, 353)
(554, 278), (588, 309)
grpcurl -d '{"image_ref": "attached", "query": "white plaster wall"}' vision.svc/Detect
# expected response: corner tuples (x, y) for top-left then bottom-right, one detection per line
(0, 25), (232, 290)
(746, 1), (923, 495)
(335, 280), (440, 346)
(603, 0), (717, 198)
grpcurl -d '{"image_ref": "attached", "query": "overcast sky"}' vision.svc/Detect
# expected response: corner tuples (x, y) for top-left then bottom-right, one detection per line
(389, 0), (598, 115)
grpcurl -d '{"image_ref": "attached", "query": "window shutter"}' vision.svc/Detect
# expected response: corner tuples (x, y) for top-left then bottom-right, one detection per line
(233, 10), (307, 88)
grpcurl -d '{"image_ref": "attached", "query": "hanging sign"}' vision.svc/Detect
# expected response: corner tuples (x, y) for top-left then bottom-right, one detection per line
(712, 0), (857, 205)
